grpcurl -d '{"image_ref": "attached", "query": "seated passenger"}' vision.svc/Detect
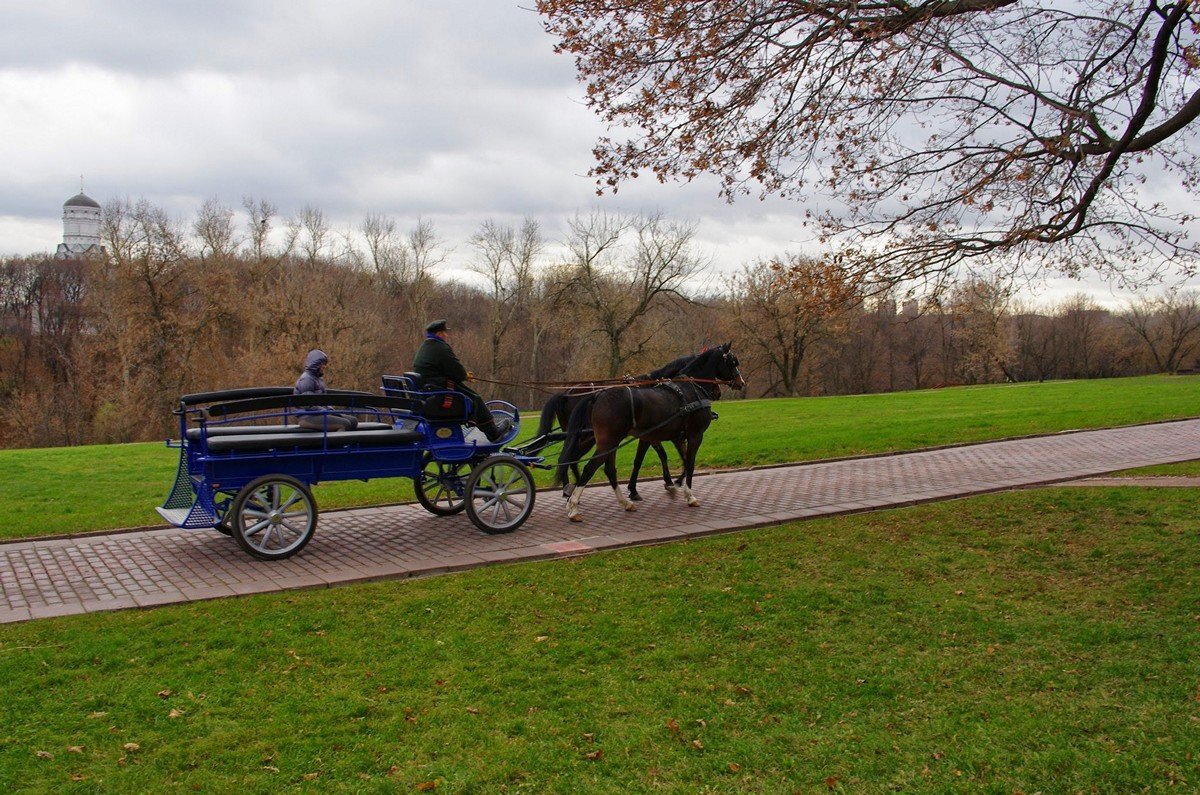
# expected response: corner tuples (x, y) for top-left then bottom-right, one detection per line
(294, 349), (358, 432)
(412, 320), (512, 442)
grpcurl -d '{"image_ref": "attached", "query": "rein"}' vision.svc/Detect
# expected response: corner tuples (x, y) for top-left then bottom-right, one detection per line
(472, 374), (736, 396)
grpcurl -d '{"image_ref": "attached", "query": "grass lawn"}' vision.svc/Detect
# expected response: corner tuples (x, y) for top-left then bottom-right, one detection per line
(1, 375), (1198, 540)
(1, 486), (1197, 792)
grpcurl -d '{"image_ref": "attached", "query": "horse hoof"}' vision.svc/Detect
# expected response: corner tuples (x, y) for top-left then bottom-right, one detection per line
(625, 504), (637, 512)
(665, 486), (678, 497)
(628, 492), (642, 502)
(688, 499), (700, 507)
(569, 514), (583, 523)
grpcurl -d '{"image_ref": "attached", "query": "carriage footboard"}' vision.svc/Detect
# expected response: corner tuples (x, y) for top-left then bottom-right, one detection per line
(156, 440), (221, 529)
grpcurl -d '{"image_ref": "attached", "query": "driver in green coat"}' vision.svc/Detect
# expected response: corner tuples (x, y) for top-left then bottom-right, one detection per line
(412, 319), (512, 442)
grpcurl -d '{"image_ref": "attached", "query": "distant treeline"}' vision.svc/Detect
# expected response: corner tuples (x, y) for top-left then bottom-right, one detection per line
(2, 199), (1198, 448)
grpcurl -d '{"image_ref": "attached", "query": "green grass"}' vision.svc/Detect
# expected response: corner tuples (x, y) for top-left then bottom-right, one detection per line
(2, 487), (1198, 792)
(1, 375), (1198, 540)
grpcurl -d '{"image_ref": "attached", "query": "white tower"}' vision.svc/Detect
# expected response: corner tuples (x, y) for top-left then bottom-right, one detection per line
(55, 185), (104, 258)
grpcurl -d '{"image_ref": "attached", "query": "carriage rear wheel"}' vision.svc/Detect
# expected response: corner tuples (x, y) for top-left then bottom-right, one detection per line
(465, 455), (535, 534)
(415, 453), (470, 515)
(231, 474), (318, 561)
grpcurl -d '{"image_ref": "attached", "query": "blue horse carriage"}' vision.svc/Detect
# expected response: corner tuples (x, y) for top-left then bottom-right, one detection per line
(156, 374), (540, 560)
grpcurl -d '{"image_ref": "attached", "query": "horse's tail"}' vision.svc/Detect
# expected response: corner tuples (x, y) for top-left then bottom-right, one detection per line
(537, 393), (568, 438)
(556, 393), (597, 488)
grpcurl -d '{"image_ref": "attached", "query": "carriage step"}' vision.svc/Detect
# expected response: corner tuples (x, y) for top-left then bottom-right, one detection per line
(155, 506), (205, 528)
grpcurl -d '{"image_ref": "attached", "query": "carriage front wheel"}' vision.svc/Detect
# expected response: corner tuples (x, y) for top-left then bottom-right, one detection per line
(465, 455), (535, 534)
(230, 474), (318, 561)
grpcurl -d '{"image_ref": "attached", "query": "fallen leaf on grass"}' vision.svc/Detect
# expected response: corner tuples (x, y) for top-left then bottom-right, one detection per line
(169, 709), (184, 719)
(728, 762), (741, 773)
(303, 772), (319, 781)
(67, 746), (84, 753)
(122, 743), (140, 753)
(88, 712), (106, 719)
(35, 750), (53, 760)
(70, 773), (87, 782)
(692, 739), (704, 750)
(825, 775), (840, 789)
(582, 733), (595, 743)
(666, 718), (680, 734)
(466, 707), (480, 714)
(417, 780), (439, 791)
(157, 689), (172, 699)
(535, 636), (549, 642)
(585, 748), (603, 761)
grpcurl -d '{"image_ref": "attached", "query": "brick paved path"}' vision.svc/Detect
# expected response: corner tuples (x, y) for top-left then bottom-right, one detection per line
(3, 420), (1198, 624)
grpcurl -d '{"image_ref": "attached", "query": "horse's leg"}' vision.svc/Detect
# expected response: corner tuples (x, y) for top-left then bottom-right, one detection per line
(566, 449), (605, 522)
(628, 440), (650, 501)
(604, 445), (636, 514)
(680, 434), (703, 507)
(569, 433), (595, 489)
(671, 439), (687, 489)
(656, 442), (679, 496)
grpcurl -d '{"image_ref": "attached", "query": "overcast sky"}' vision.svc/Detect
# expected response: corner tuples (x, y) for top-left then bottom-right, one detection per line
(0, 1), (1171, 307)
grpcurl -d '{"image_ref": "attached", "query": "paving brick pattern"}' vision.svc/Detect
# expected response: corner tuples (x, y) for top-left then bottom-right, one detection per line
(3, 420), (1199, 624)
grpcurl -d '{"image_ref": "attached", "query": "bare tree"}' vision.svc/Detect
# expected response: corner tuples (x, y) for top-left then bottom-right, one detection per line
(728, 255), (860, 396)
(1013, 303), (1062, 383)
(360, 212), (410, 287)
(559, 211), (701, 378)
(193, 197), (238, 263)
(241, 196), (301, 270)
(1123, 290), (1200, 372)
(1058, 294), (1107, 378)
(295, 204), (331, 265)
(470, 217), (543, 380)
(539, 1), (1200, 290)
(946, 277), (1017, 383)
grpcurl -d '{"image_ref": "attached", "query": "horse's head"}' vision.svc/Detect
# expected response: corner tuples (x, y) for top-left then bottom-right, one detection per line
(715, 342), (745, 390)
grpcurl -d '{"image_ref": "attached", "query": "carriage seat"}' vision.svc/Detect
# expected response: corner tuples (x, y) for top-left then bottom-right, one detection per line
(204, 427), (423, 454)
(380, 373), (470, 421)
(186, 422), (392, 442)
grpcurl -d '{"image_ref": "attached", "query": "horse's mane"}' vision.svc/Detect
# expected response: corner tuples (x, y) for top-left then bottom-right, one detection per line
(640, 352), (700, 380)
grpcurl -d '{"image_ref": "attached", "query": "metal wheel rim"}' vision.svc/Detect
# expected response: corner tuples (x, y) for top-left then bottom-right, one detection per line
(416, 455), (468, 515)
(468, 459), (533, 532)
(236, 480), (314, 556)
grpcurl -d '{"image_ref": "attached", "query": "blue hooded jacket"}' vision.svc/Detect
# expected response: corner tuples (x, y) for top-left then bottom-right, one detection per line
(294, 349), (329, 396)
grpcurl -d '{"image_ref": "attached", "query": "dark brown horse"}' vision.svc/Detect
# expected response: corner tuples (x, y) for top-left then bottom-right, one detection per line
(536, 352), (702, 496)
(561, 343), (744, 522)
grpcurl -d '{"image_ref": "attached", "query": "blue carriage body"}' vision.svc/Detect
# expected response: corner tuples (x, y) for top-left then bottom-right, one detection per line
(157, 378), (532, 537)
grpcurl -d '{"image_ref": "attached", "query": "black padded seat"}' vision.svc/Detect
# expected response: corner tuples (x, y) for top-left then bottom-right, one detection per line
(205, 428), (423, 453)
(187, 422), (391, 441)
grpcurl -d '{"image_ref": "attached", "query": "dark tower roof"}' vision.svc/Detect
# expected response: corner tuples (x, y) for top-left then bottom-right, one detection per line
(64, 192), (101, 209)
